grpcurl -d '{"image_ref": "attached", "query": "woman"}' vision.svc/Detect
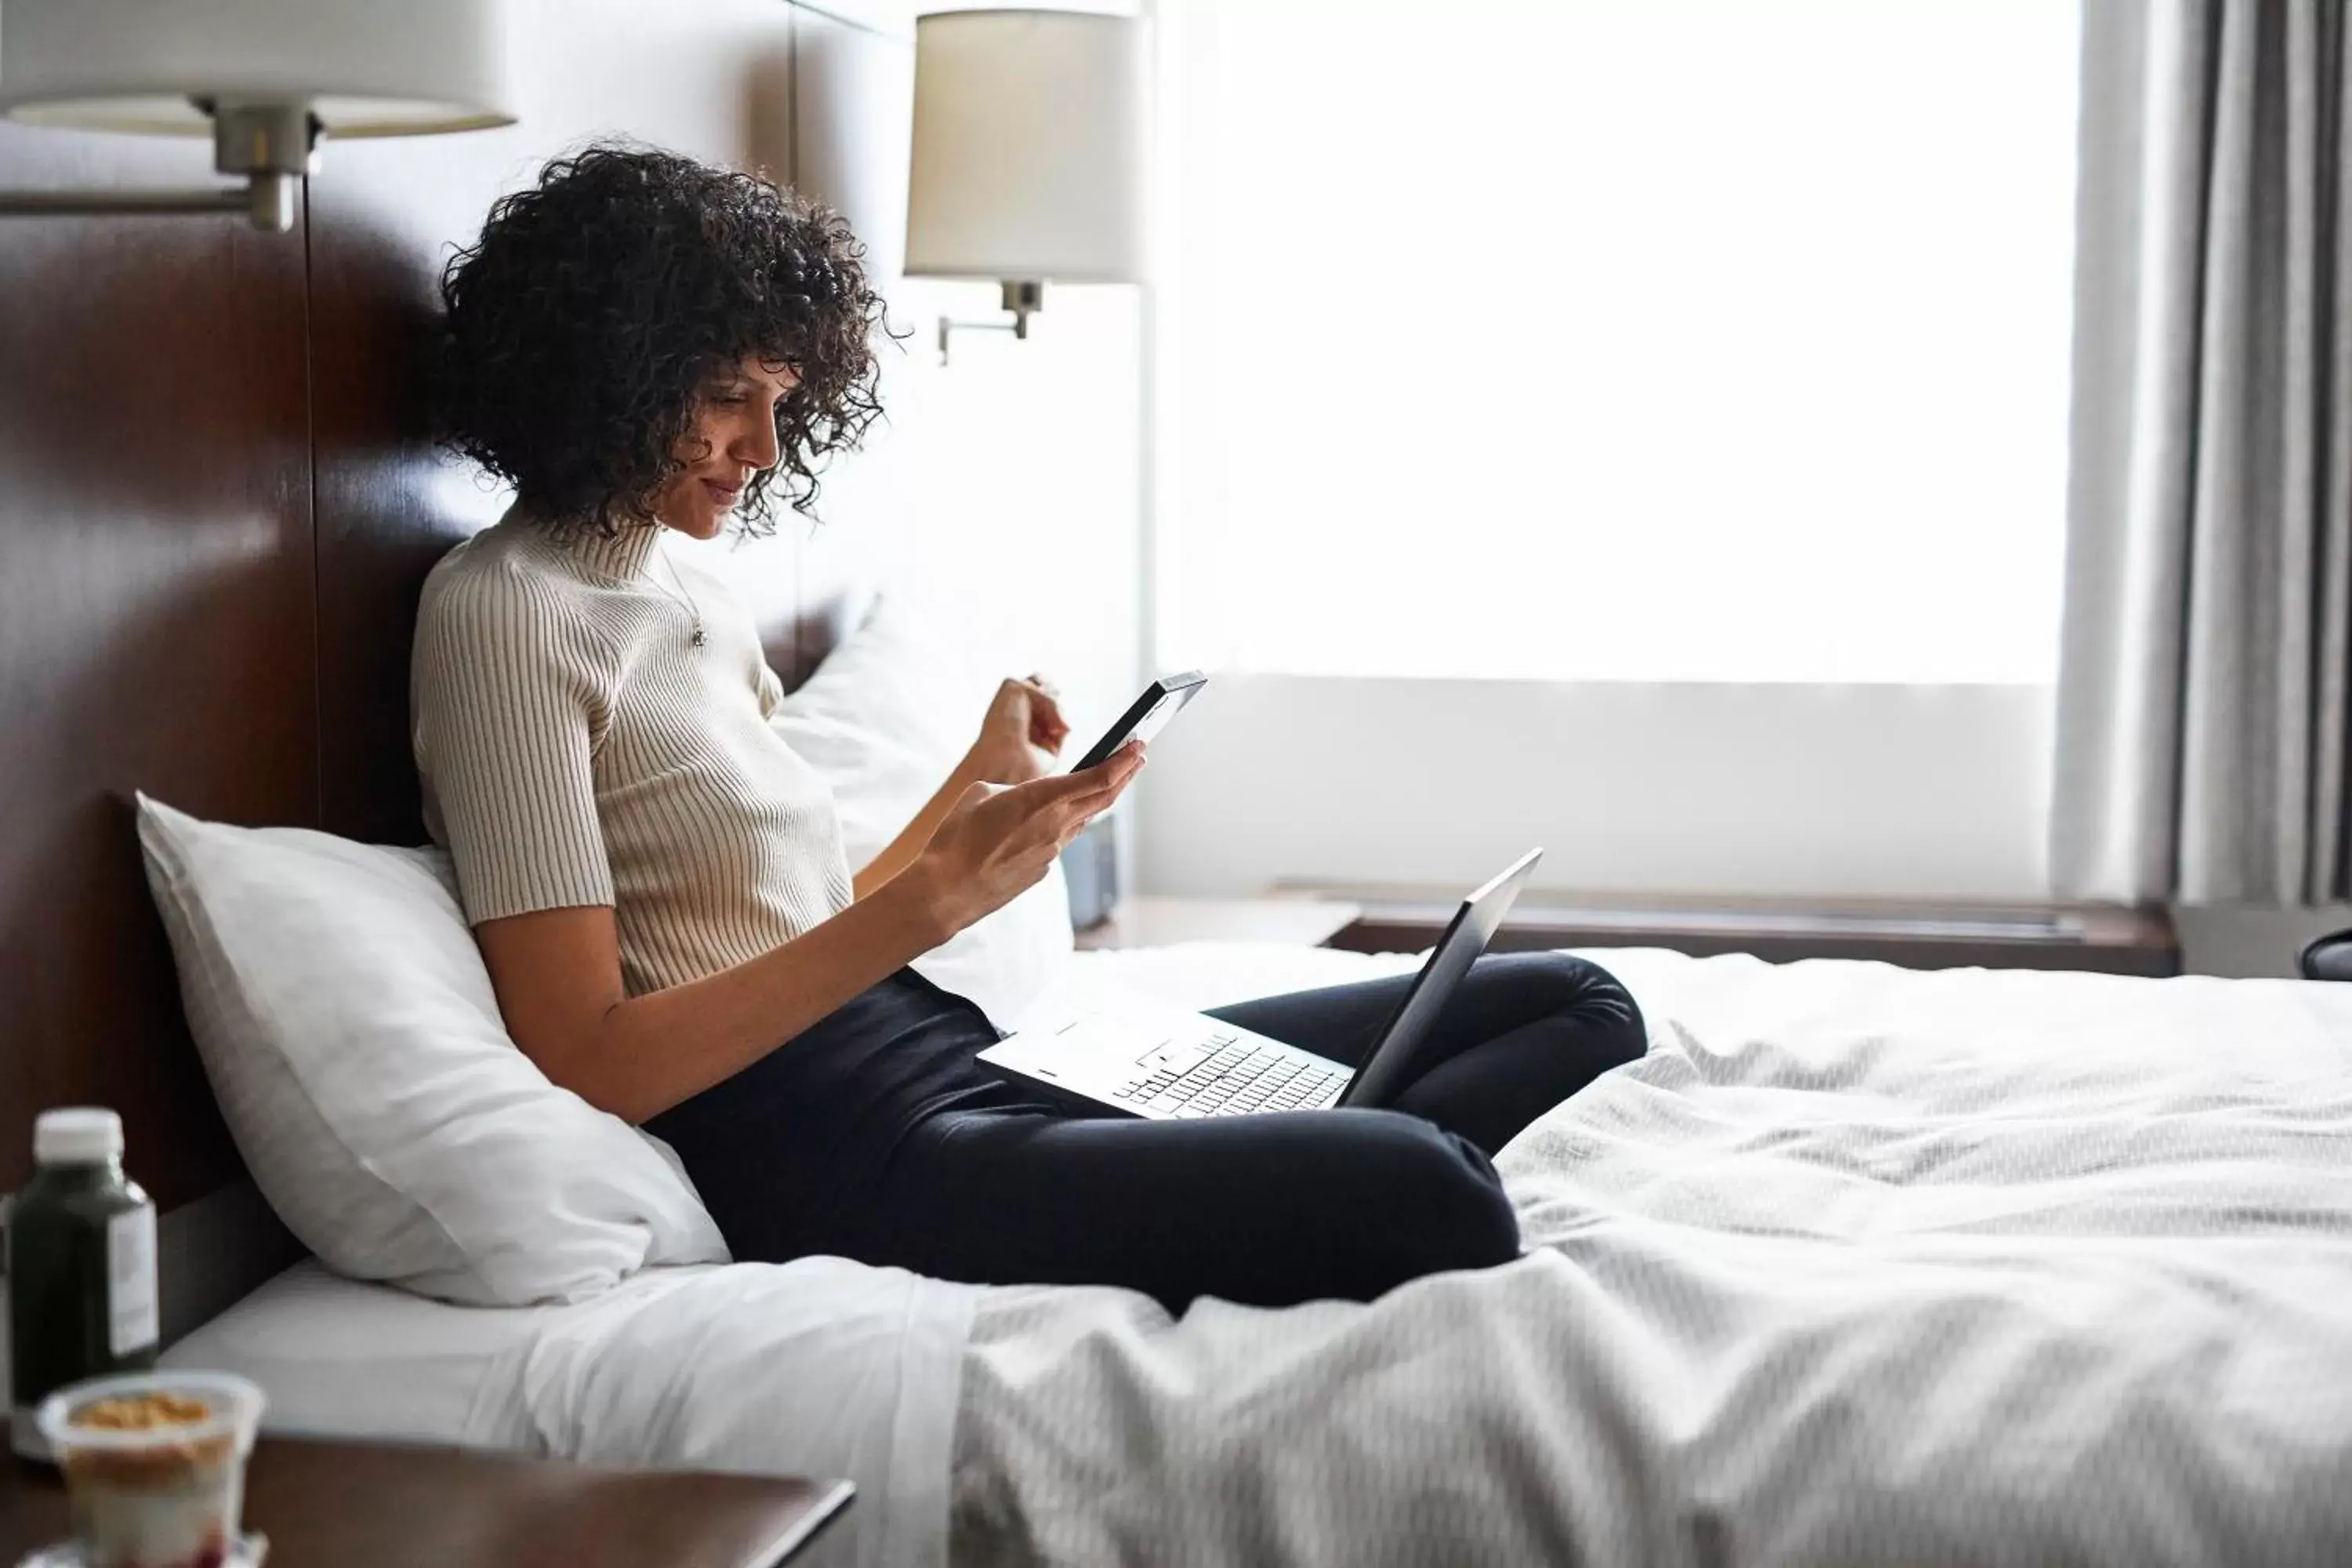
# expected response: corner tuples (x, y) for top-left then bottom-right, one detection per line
(414, 145), (1646, 1312)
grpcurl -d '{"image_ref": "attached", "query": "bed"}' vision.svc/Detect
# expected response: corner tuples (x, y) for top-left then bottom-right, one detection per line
(162, 940), (2352, 1567)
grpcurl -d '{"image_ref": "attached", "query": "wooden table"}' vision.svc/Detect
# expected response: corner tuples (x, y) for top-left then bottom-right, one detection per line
(2, 1439), (853, 1568)
(1074, 895), (1365, 951)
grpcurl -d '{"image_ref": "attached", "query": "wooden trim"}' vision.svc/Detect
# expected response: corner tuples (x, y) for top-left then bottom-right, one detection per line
(1308, 894), (2180, 977)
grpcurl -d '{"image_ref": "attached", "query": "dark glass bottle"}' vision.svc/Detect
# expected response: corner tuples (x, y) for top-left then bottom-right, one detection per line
(6, 1108), (158, 1462)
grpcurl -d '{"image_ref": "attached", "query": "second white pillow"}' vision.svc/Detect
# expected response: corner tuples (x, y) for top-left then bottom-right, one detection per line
(768, 595), (1075, 1028)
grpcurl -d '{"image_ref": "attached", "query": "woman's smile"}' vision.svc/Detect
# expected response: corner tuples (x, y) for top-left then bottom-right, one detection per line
(652, 358), (796, 539)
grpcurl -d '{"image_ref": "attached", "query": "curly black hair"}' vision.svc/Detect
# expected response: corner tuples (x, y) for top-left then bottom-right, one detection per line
(432, 143), (887, 536)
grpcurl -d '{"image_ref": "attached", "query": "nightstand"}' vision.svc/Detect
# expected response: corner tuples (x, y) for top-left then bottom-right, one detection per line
(1, 1437), (853, 1568)
(1076, 895), (1364, 950)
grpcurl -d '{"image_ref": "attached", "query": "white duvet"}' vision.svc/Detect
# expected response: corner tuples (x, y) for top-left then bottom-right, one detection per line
(949, 949), (2352, 1566)
(173, 947), (2352, 1567)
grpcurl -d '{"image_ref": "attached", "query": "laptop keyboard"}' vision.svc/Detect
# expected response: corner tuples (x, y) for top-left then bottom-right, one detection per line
(1109, 1033), (1348, 1119)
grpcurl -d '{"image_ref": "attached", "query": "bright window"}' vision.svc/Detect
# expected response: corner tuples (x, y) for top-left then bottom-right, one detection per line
(1152, 0), (2082, 684)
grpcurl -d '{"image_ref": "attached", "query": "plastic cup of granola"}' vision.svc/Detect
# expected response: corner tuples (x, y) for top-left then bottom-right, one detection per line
(35, 1370), (266, 1568)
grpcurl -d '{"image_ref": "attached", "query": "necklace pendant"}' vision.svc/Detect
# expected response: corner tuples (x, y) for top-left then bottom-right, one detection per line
(690, 624), (708, 648)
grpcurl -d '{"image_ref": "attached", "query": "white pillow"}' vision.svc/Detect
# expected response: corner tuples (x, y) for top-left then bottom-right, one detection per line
(768, 594), (1074, 1027)
(136, 794), (728, 1307)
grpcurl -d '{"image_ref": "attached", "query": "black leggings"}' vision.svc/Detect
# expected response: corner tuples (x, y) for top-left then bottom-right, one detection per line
(648, 952), (1646, 1311)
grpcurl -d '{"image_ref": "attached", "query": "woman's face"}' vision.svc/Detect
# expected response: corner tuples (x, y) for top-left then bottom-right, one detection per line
(652, 357), (798, 539)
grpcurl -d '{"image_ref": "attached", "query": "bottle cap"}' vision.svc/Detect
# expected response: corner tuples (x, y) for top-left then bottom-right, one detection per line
(33, 1107), (123, 1167)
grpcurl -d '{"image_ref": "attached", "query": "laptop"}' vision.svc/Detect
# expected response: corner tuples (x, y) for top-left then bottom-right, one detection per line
(977, 848), (1544, 1119)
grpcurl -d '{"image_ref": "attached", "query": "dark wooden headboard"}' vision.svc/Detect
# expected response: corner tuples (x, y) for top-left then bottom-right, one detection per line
(0, 0), (913, 1330)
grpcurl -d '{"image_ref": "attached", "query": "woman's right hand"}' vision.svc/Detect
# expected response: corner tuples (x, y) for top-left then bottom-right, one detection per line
(904, 741), (1146, 939)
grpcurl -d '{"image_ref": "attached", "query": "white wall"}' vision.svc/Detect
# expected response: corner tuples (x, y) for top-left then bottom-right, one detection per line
(811, 276), (1146, 763)
(1137, 676), (2054, 902)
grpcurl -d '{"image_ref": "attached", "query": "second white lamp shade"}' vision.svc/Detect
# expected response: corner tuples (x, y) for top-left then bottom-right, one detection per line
(906, 9), (1149, 285)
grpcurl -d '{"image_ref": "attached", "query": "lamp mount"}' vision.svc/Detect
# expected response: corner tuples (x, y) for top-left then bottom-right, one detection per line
(0, 100), (321, 232)
(936, 279), (1046, 365)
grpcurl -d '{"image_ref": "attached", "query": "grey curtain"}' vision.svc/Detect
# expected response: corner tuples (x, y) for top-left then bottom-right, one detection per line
(2055, 0), (2352, 904)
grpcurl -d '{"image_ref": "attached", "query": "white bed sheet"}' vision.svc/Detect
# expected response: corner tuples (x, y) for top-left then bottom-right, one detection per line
(161, 1258), (556, 1446)
(164, 1254), (983, 1568)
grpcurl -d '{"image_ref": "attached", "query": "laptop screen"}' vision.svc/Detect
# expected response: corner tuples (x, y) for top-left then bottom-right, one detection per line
(1337, 848), (1544, 1110)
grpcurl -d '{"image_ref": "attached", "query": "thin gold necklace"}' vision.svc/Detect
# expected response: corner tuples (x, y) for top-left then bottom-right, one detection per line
(648, 548), (708, 648)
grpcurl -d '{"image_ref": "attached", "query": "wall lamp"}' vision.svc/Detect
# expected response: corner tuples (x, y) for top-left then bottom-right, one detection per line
(906, 9), (1149, 364)
(0, 0), (514, 234)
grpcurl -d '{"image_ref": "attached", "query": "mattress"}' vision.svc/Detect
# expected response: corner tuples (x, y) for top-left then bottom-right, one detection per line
(160, 1257), (561, 1446)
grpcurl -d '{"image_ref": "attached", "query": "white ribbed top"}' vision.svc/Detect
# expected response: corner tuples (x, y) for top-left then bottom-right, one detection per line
(412, 510), (854, 997)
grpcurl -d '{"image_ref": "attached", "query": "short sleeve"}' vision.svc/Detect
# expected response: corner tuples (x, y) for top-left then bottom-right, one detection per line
(756, 656), (788, 722)
(412, 568), (615, 924)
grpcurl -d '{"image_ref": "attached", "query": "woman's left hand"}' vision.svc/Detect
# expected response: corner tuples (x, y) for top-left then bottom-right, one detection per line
(960, 673), (1070, 786)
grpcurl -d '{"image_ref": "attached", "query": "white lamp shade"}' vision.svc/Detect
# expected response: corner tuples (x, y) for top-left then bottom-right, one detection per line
(0, 0), (514, 137)
(906, 9), (1148, 285)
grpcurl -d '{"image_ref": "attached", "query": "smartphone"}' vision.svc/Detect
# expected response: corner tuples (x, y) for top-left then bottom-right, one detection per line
(1069, 670), (1209, 772)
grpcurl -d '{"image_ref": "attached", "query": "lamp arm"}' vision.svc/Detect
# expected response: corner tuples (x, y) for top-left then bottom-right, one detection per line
(935, 278), (1047, 365)
(0, 172), (297, 231)
(936, 314), (1025, 365)
(0, 103), (312, 233)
